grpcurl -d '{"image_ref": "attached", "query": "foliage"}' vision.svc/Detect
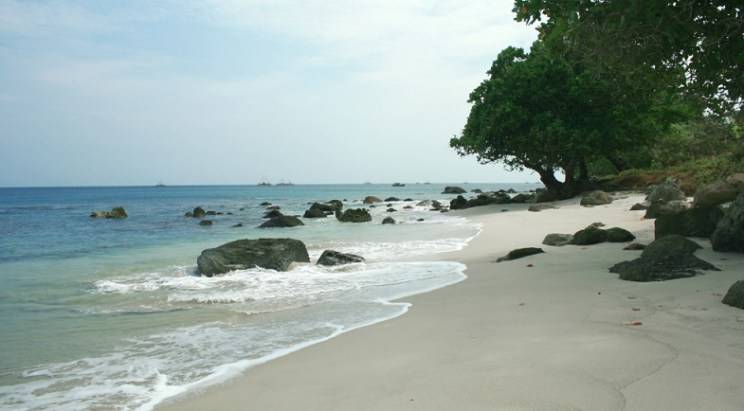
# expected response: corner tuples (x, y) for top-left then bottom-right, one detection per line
(513, 0), (744, 112)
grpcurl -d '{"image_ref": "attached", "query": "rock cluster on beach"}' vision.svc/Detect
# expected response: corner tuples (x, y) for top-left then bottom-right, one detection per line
(609, 235), (719, 281)
(90, 207), (128, 219)
(197, 238), (310, 276)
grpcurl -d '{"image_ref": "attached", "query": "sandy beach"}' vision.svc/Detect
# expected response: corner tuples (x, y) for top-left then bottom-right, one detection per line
(159, 194), (744, 411)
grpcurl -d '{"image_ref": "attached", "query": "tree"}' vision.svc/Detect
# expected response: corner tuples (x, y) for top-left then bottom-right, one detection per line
(450, 42), (676, 198)
(513, 0), (744, 112)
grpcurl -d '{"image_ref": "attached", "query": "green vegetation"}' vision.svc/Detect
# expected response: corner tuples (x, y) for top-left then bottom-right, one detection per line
(452, 1), (742, 194)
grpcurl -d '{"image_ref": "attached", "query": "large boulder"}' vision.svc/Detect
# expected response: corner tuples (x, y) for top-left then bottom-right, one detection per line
(571, 225), (609, 245)
(711, 193), (744, 252)
(580, 191), (613, 206)
(644, 200), (689, 219)
(606, 227), (636, 242)
(694, 180), (739, 207)
(197, 238), (310, 276)
(510, 193), (535, 204)
(534, 189), (558, 203)
(259, 215), (304, 228)
(442, 186), (466, 194)
(303, 207), (327, 218)
(609, 235), (719, 281)
(655, 206), (724, 239)
(91, 207), (128, 219)
(722, 280), (744, 309)
(542, 233), (574, 247)
(263, 209), (284, 219)
(496, 247), (544, 262)
(303, 202), (340, 218)
(450, 195), (469, 210)
(327, 200), (343, 212)
(646, 179), (686, 204)
(382, 216), (396, 225)
(317, 250), (365, 266)
(185, 206), (206, 218)
(336, 208), (372, 223)
(363, 196), (382, 204)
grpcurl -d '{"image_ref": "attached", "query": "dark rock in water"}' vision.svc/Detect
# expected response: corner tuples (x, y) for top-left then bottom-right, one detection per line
(336, 208), (372, 223)
(404, 198), (413, 202)
(510, 193), (535, 204)
(630, 203), (648, 211)
(542, 233), (573, 247)
(450, 195), (468, 210)
(384, 197), (400, 202)
(655, 206), (724, 239)
(363, 196), (382, 204)
(722, 281), (744, 309)
(507, 188), (517, 194)
(496, 247), (544, 262)
(606, 227), (636, 242)
(571, 225), (608, 245)
(403, 205), (413, 210)
(694, 180), (739, 207)
(197, 238), (310, 276)
(205, 210), (217, 216)
(644, 200), (689, 219)
(317, 250), (365, 266)
(646, 179), (686, 204)
(711, 193), (744, 252)
(263, 209), (284, 219)
(609, 235), (719, 281)
(442, 186), (466, 194)
(327, 200), (343, 212)
(471, 189), (483, 193)
(580, 191), (613, 206)
(266, 205), (281, 211)
(382, 216), (396, 225)
(467, 192), (511, 207)
(430, 200), (443, 210)
(624, 243), (646, 250)
(91, 207), (128, 219)
(307, 202), (337, 214)
(185, 206), (206, 218)
(386, 207), (397, 213)
(259, 215), (304, 228)
(303, 207), (327, 218)
(259, 202), (272, 206)
(231, 223), (243, 228)
(417, 218), (425, 222)
(199, 220), (213, 226)
(528, 204), (557, 212)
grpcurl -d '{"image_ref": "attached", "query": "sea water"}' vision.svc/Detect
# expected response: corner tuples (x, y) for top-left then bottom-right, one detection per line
(0, 183), (537, 410)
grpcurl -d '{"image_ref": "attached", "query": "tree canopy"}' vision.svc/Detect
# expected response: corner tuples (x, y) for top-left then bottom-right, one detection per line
(450, 42), (680, 198)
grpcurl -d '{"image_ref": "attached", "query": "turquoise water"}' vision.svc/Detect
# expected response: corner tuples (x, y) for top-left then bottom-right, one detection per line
(0, 183), (537, 410)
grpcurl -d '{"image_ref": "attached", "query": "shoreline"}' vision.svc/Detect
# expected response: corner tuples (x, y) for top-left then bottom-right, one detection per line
(158, 194), (744, 411)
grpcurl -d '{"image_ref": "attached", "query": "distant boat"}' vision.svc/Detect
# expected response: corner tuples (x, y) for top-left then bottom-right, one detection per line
(276, 180), (294, 186)
(392, 182), (405, 187)
(257, 181), (272, 186)
(155, 181), (166, 187)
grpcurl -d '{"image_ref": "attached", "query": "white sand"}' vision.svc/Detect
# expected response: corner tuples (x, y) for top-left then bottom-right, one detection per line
(159, 194), (744, 411)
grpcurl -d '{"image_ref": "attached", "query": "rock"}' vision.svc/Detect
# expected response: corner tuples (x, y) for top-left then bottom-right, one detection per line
(185, 206), (206, 218)
(722, 280), (744, 309)
(336, 209), (372, 223)
(199, 220), (213, 226)
(417, 218), (425, 222)
(450, 195), (468, 210)
(430, 200), (443, 210)
(303, 207), (327, 218)
(609, 235), (719, 281)
(571, 225), (609, 245)
(442, 186), (466, 194)
(528, 204), (556, 212)
(623, 243), (646, 250)
(694, 180), (739, 207)
(403, 205), (413, 210)
(404, 198), (413, 201)
(392, 182), (405, 187)
(263, 209), (284, 219)
(646, 179), (686, 204)
(416, 200), (432, 207)
(496, 247), (545, 262)
(542, 233), (574, 247)
(725, 173), (744, 191)
(606, 227), (636, 242)
(471, 189), (483, 193)
(386, 208), (397, 212)
(317, 250), (365, 266)
(507, 188), (517, 194)
(327, 200), (343, 212)
(197, 238), (310, 276)
(467, 192), (511, 207)
(363, 196), (382, 204)
(266, 205), (281, 210)
(644, 200), (689, 219)
(580, 191), (613, 206)
(205, 210), (218, 216)
(259, 215), (304, 228)
(382, 216), (396, 225)
(534, 189), (557, 203)
(510, 193), (535, 203)
(384, 197), (400, 202)
(655, 206), (724, 238)
(711, 193), (744, 252)
(588, 222), (605, 228)
(231, 223), (243, 228)
(630, 203), (647, 211)
(259, 202), (272, 206)
(90, 207), (128, 219)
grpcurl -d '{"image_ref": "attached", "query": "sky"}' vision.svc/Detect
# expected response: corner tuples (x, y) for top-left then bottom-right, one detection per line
(0, 0), (538, 187)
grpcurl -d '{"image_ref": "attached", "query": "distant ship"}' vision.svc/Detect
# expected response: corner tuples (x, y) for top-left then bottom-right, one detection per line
(154, 181), (166, 187)
(392, 182), (405, 187)
(257, 181), (272, 186)
(276, 180), (294, 186)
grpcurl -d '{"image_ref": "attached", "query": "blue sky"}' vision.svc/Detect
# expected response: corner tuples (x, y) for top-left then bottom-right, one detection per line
(0, 0), (537, 186)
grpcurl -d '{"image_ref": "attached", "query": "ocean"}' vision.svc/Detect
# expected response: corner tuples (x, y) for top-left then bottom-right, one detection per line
(0, 183), (537, 410)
